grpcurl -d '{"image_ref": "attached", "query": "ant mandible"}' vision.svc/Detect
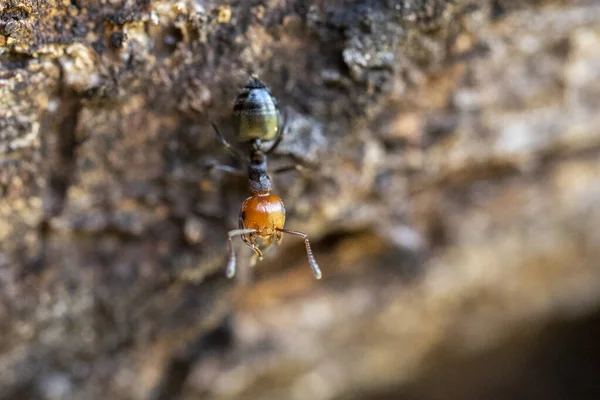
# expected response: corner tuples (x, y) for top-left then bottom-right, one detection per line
(211, 76), (322, 280)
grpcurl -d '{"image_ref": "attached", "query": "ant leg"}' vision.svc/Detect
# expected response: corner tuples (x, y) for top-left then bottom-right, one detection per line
(212, 123), (247, 161)
(265, 107), (288, 155)
(203, 160), (246, 177)
(271, 164), (305, 175)
(227, 228), (257, 278)
(276, 228), (322, 279)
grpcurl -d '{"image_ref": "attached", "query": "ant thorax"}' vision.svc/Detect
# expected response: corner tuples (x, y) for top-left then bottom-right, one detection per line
(247, 150), (272, 194)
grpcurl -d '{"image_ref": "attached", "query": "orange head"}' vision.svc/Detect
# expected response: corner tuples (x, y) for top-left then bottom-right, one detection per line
(226, 193), (321, 280)
(240, 194), (285, 237)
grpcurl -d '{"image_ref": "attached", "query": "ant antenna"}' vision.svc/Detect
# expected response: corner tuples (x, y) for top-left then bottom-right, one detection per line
(277, 228), (322, 279)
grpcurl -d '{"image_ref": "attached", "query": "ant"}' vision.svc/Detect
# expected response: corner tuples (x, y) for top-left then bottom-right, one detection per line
(210, 76), (322, 280)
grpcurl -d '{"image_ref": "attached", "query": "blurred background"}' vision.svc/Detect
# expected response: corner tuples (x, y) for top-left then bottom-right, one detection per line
(1, 0), (600, 399)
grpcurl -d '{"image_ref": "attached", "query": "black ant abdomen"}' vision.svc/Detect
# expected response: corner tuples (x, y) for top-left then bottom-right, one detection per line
(234, 77), (280, 144)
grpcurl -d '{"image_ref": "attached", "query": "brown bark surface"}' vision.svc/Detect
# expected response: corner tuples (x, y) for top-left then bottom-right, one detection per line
(1, 1), (600, 399)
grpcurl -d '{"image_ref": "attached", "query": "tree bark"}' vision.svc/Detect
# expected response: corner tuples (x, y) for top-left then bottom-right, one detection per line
(1, 1), (600, 399)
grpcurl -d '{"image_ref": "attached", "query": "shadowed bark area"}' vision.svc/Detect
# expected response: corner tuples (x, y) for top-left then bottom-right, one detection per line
(1, 1), (600, 399)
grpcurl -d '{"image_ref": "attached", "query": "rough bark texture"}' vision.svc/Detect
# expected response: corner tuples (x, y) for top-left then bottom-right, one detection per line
(1, 0), (600, 399)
